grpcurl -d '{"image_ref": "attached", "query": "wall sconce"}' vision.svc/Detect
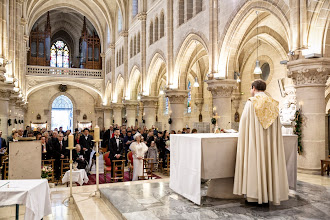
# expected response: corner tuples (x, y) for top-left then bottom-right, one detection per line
(193, 77), (199, 87)
(234, 72), (241, 83)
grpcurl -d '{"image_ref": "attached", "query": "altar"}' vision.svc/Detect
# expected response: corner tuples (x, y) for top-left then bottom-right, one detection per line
(169, 133), (297, 205)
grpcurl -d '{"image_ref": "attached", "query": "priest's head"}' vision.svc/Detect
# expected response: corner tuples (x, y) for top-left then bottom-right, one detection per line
(250, 80), (266, 97)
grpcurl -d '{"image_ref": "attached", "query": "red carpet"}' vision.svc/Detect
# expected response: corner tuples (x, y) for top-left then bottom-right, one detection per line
(82, 171), (162, 185)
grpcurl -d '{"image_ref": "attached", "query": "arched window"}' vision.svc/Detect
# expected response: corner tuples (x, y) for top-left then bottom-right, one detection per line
(130, 38), (133, 58)
(116, 52), (119, 67)
(51, 95), (73, 131)
(196, 0), (202, 14)
(132, 0), (138, 17)
(137, 32), (140, 53)
(165, 97), (169, 115)
(179, 0), (185, 25)
(134, 35), (137, 55)
(107, 26), (111, 46)
(160, 12), (165, 38)
(155, 16), (159, 42)
(50, 40), (69, 68)
(187, 0), (193, 20)
(118, 9), (123, 33)
(149, 21), (154, 45)
(121, 47), (124, 64)
(187, 81), (192, 113)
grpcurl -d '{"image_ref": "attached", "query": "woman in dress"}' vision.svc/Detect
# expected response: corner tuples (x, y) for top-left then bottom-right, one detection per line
(130, 133), (148, 181)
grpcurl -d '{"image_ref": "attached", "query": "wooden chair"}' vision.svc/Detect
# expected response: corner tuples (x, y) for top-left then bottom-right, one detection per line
(111, 159), (126, 182)
(42, 159), (55, 182)
(103, 152), (112, 183)
(127, 151), (133, 180)
(138, 158), (154, 180)
(60, 158), (70, 182)
(163, 153), (170, 176)
(321, 159), (330, 176)
(2, 159), (9, 180)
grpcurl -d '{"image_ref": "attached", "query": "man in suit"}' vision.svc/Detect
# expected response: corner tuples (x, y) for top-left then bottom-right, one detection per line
(41, 136), (52, 160)
(108, 129), (124, 180)
(52, 133), (67, 180)
(103, 125), (114, 150)
(0, 131), (7, 170)
(79, 128), (94, 164)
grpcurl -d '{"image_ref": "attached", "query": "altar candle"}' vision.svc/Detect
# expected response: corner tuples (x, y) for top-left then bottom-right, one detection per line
(94, 125), (100, 142)
(68, 134), (74, 148)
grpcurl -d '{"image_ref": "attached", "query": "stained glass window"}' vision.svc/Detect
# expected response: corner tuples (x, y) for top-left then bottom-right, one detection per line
(165, 97), (169, 115)
(187, 81), (192, 113)
(50, 40), (69, 68)
(51, 95), (73, 131)
(118, 9), (123, 33)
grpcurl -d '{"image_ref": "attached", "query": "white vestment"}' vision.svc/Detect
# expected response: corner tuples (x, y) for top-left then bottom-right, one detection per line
(233, 92), (289, 205)
(130, 142), (148, 181)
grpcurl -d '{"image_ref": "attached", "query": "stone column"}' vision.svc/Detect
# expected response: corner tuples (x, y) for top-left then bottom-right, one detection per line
(166, 90), (187, 132)
(206, 79), (237, 129)
(112, 104), (123, 126)
(141, 96), (158, 129)
(103, 108), (111, 129)
(287, 58), (330, 172)
(124, 100), (138, 127)
(138, 13), (147, 92)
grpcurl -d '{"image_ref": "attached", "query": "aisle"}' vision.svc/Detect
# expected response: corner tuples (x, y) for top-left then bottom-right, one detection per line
(90, 153), (104, 174)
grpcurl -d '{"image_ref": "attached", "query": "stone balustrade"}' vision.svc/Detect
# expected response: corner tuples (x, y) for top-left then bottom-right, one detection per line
(27, 65), (102, 78)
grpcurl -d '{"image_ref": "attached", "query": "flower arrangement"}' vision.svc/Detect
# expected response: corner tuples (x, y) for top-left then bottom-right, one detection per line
(41, 166), (53, 179)
(294, 109), (303, 154)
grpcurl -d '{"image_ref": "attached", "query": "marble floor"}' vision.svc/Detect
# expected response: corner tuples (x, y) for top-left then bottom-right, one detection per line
(0, 171), (329, 220)
(100, 179), (330, 220)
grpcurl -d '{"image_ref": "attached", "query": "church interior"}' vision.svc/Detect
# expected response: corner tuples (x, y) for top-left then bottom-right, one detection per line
(1, 0), (330, 219)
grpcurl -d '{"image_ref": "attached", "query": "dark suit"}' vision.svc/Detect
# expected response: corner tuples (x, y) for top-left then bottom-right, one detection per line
(41, 142), (52, 160)
(0, 138), (7, 173)
(108, 136), (124, 179)
(79, 135), (94, 161)
(103, 129), (114, 149)
(146, 135), (154, 147)
(52, 139), (67, 179)
(108, 136), (124, 159)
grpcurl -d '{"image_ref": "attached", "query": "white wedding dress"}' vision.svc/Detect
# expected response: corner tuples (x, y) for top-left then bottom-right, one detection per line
(130, 142), (148, 181)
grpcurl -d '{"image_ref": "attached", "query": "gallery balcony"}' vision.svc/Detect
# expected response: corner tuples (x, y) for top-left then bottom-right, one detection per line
(26, 65), (103, 79)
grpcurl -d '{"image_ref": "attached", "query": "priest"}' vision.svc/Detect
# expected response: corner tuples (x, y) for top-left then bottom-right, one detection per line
(233, 79), (289, 205)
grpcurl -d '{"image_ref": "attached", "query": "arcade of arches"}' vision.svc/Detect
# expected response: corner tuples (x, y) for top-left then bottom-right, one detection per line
(1, 0), (330, 176)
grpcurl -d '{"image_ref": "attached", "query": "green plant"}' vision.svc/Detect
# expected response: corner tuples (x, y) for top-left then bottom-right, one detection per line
(294, 110), (303, 154)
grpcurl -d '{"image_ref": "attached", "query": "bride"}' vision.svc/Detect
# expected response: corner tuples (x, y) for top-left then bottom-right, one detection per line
(129, 133), (148, 181)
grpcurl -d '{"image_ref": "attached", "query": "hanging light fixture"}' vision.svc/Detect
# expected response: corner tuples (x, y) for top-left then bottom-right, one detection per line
(159, 86), (165, 95)
(193, 41), (199, 87)
(193, 77), (199, 87)
(254, 11), (262, 75)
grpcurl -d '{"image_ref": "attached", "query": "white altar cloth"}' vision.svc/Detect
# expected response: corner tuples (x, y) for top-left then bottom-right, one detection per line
(169, 133), (297, 205)
(62, 169), (89, 186)
(0, 179), (52, 220)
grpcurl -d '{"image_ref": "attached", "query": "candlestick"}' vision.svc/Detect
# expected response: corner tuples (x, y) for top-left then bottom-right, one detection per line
(66, 134), (75, 203)
(94, 125), (100, 142)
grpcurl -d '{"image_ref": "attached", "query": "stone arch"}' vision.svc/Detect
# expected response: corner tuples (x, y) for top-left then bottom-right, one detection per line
(306, 0), (330, 55)
(113, 74), (125, 103)
(173, 33), (209, 91)
(127, 66), (141, 100)
(146, 52), (167, 96)
(27, 2), (108, 48)
(218, 1), (291, 79)
(27, 81), (103, 100)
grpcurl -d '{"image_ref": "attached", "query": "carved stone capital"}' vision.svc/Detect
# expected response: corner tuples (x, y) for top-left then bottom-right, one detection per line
(0, 89), (11, 100)
(287, 58), (330, 87)
(111, 103), (124, 111)
(109, 43), (115, 50)
(137, 12), (147, 21)
(165, 90), (188, 104)
(206, 79), (237, 98)
(120, 31), (128, 37)
(231, 92), (241, 110)
(124, 100), (138, 110)
(141, 96), (158, 108)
